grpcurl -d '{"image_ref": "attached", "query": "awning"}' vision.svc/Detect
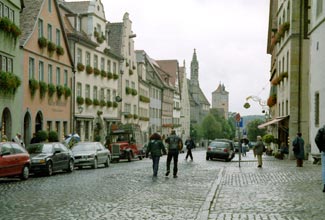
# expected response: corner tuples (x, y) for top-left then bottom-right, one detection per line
(258, 116), (287, 129)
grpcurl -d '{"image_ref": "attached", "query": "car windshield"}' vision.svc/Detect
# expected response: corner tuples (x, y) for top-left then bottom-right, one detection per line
(210, 142), (229, 148)
(27, 144), (53, 154)
(72, 144), (96, 151)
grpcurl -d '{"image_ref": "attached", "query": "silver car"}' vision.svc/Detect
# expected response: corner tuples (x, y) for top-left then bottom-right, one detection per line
(72, 142), (111, 169)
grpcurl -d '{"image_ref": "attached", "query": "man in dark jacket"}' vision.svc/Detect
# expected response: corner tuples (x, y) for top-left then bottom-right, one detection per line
(253, 136), (264, 168)
(165, 130), (182, 178)
(292, 132), (305, 167)
(146, 133), (166, 177)
(185, 136), (195, 161)
(315, 125), (325, 192)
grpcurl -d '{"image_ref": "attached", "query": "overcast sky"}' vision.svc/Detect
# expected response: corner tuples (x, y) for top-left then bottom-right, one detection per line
(97, 0), (270, 116)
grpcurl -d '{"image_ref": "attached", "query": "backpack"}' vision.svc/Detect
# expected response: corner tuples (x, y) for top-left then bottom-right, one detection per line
(168, 136), (182, 151)
(315, 127), (325, 152)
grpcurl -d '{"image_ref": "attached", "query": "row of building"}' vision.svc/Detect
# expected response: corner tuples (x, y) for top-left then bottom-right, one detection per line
(259, 0), (325, 159)
(0, 0), (229, 145)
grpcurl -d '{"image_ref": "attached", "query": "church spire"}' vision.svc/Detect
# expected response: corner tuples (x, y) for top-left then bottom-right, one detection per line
(190, 49), (199, 85)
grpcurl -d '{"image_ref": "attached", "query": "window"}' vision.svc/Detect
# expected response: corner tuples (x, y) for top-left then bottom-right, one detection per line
(126, 80), (129, 88)
(48, 0), (52, 12)
(315, 92), (320, 126)
(38, 19), (43, 38)
(125, 103), (131, 113)
(94, 55), (98, 68)
(131, 82), (135, 89)
(106, 89), (111, 101)
(29, 57), (35, 79)
(0, 3), (3, 18)
(112, 90), (116, 101)
(93, 86), (98, 99)
(77, 48), (82, 63)
(100, 88), (105, 101)
(56, 29), (61, 46)
(48, 64), (53, 84)
(85, 84), (90, 98)
(7, 58), (12, 73)
(56, 67), (61, 85)
(39, 61), (44, 81)
(64, 70), (68, 86)
(4, 6), (8, 18)
(9, 9), (14, 22)
(85, 121), (89, 140)
(86, 52), (91, 65)
(47, 24), (52, 41)
(107, 60), (111, 72)
(77, 83), (82, 97)
(101, 58), (105, 70)
(113, 62), (117, 73)
(317, 0), (323, 17)
(133, 104), (137, 115)
(1, 56), (6, 71)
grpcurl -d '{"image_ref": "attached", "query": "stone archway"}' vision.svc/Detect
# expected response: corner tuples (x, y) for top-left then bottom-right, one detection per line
(1, 108), (12, 140)
(24, 112), (32, 145)
(35, 111), (43, 133)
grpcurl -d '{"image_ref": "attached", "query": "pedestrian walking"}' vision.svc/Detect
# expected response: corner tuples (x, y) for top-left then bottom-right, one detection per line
(185, 136), (195, 161)
(146, 133), (166, 177)
(314, 125), (325, 192)
(165, 130), (183, 178)
(292, 132), (305, 167)
(253, 136), (264, 168)
(12, 133), (25, 148)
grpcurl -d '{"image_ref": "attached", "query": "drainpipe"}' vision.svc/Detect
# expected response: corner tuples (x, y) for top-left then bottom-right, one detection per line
(298, 0), (303, 132)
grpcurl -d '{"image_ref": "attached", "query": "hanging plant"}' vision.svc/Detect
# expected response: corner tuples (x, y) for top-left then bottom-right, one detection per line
(47, 41), (56, 53)
(125, 87), (132, 95)
(48, 83), (56, 97)
(77, 63), (85, 72)
(100, 100), (106, 107)
(85, 97), (93, 105)
(29, 79), (39, 96)
(113, 102), (118, 108)
(76, 96), (84, 105)
(129, 69), (133, 75)
(86, 65), (93, 74)
(133, 114), (138, 119)
(56, 45), (64, 56)
(131, 89), (137, 96)
(267, 94), (277, 107)
(243, 102), (250, 109)
(107, 72), (113, 79)
(107, 101), (112, 108)
(38, 37), (47, 49)
(93, 67), (100, 76)
(0, 71), (21, 95)
(0, 17), (22, 39)
(139, 95), (150, 103)
(113, 73), (118, 80)
(100, 70), (107, 78)
(56, 85), (64, 98)
(93, 99), (100, 106)
(64, 86), (71, 98)
(39, 81), (48, 99)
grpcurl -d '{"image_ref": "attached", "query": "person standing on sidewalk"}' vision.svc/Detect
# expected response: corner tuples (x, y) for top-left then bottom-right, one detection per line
(146, 133), (166, 177)
(185, 136), (195, 161)
(253, 136), (264, 168)
(165, 130), (183, 178)
(315, 125), (325, 192)
(292, 132), (305, 167)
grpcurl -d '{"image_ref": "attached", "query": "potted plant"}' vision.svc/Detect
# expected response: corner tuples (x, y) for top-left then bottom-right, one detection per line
(64, 86), (71, 99)
(76, 96), (84, 105)
(93, 99), (100, 106)
(100, 70), (107, 78)
(0, 71), (21, 95)
(107, 101), (112, 108)
(29, 79), (39, 96)
(56, 85), (64, 98)
(38, 37), (47, 49)
(113, 73), (118, 80)
(113, 102), (118, 108)
(48, 83), (56, 97)
(86, 65), (93, 74)
(125, 87), (132, 95)
(39, 81), (48, 99)
(85, 97), (92, 106)
(100, 100), (106, 107)
(77, 63), (85, 72)
(93, 67), (100, 76)
(47, 41), (56, 53)
(131, 89), (137, 96)
(107, 72), (113, 79)
(56, 45), (64, 56)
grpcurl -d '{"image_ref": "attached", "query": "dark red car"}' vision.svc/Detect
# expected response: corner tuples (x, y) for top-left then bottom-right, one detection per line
(0, 142), (31, 180)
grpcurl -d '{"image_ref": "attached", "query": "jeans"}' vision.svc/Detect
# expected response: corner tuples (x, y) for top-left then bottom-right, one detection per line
(321, 151), (325, 184)
(152, 156), (160, 176)
(166, 150), (179, 176)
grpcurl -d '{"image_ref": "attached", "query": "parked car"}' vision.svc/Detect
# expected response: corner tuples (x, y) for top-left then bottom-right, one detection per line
(72, 142), (111, 169)
(0, 142), (30, 180)
(206, 139), (235, 162)
(26, 142), (74, 176)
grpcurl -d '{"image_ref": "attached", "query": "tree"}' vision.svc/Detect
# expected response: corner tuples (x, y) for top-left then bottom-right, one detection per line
(246, 119), (267, 141)
(201, 114), (222, 140)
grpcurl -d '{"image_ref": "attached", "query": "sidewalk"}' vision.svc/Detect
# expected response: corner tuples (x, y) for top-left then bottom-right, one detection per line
(199, 151), (324, 220)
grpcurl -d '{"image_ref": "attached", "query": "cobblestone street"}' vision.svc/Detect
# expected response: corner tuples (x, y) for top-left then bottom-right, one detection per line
(0, 149), (324, 220)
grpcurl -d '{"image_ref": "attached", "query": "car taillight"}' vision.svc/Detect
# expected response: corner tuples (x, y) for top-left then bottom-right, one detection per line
(207, 147), (212, 151)
(224, 148), (228, 153)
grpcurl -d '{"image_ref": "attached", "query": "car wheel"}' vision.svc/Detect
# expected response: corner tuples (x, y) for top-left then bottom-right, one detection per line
(20, 165), (30, 180)
(92, 158), (98, 169)
(67, 159), (74, 172)
(104, 156), (110, 167)
(46, 161), (53, 176)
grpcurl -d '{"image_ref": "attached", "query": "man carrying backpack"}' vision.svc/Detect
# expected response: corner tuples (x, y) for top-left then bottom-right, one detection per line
(165, 130), (183, 178)
(146, 133), (166, 178)
(315, 125), (325, 192)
